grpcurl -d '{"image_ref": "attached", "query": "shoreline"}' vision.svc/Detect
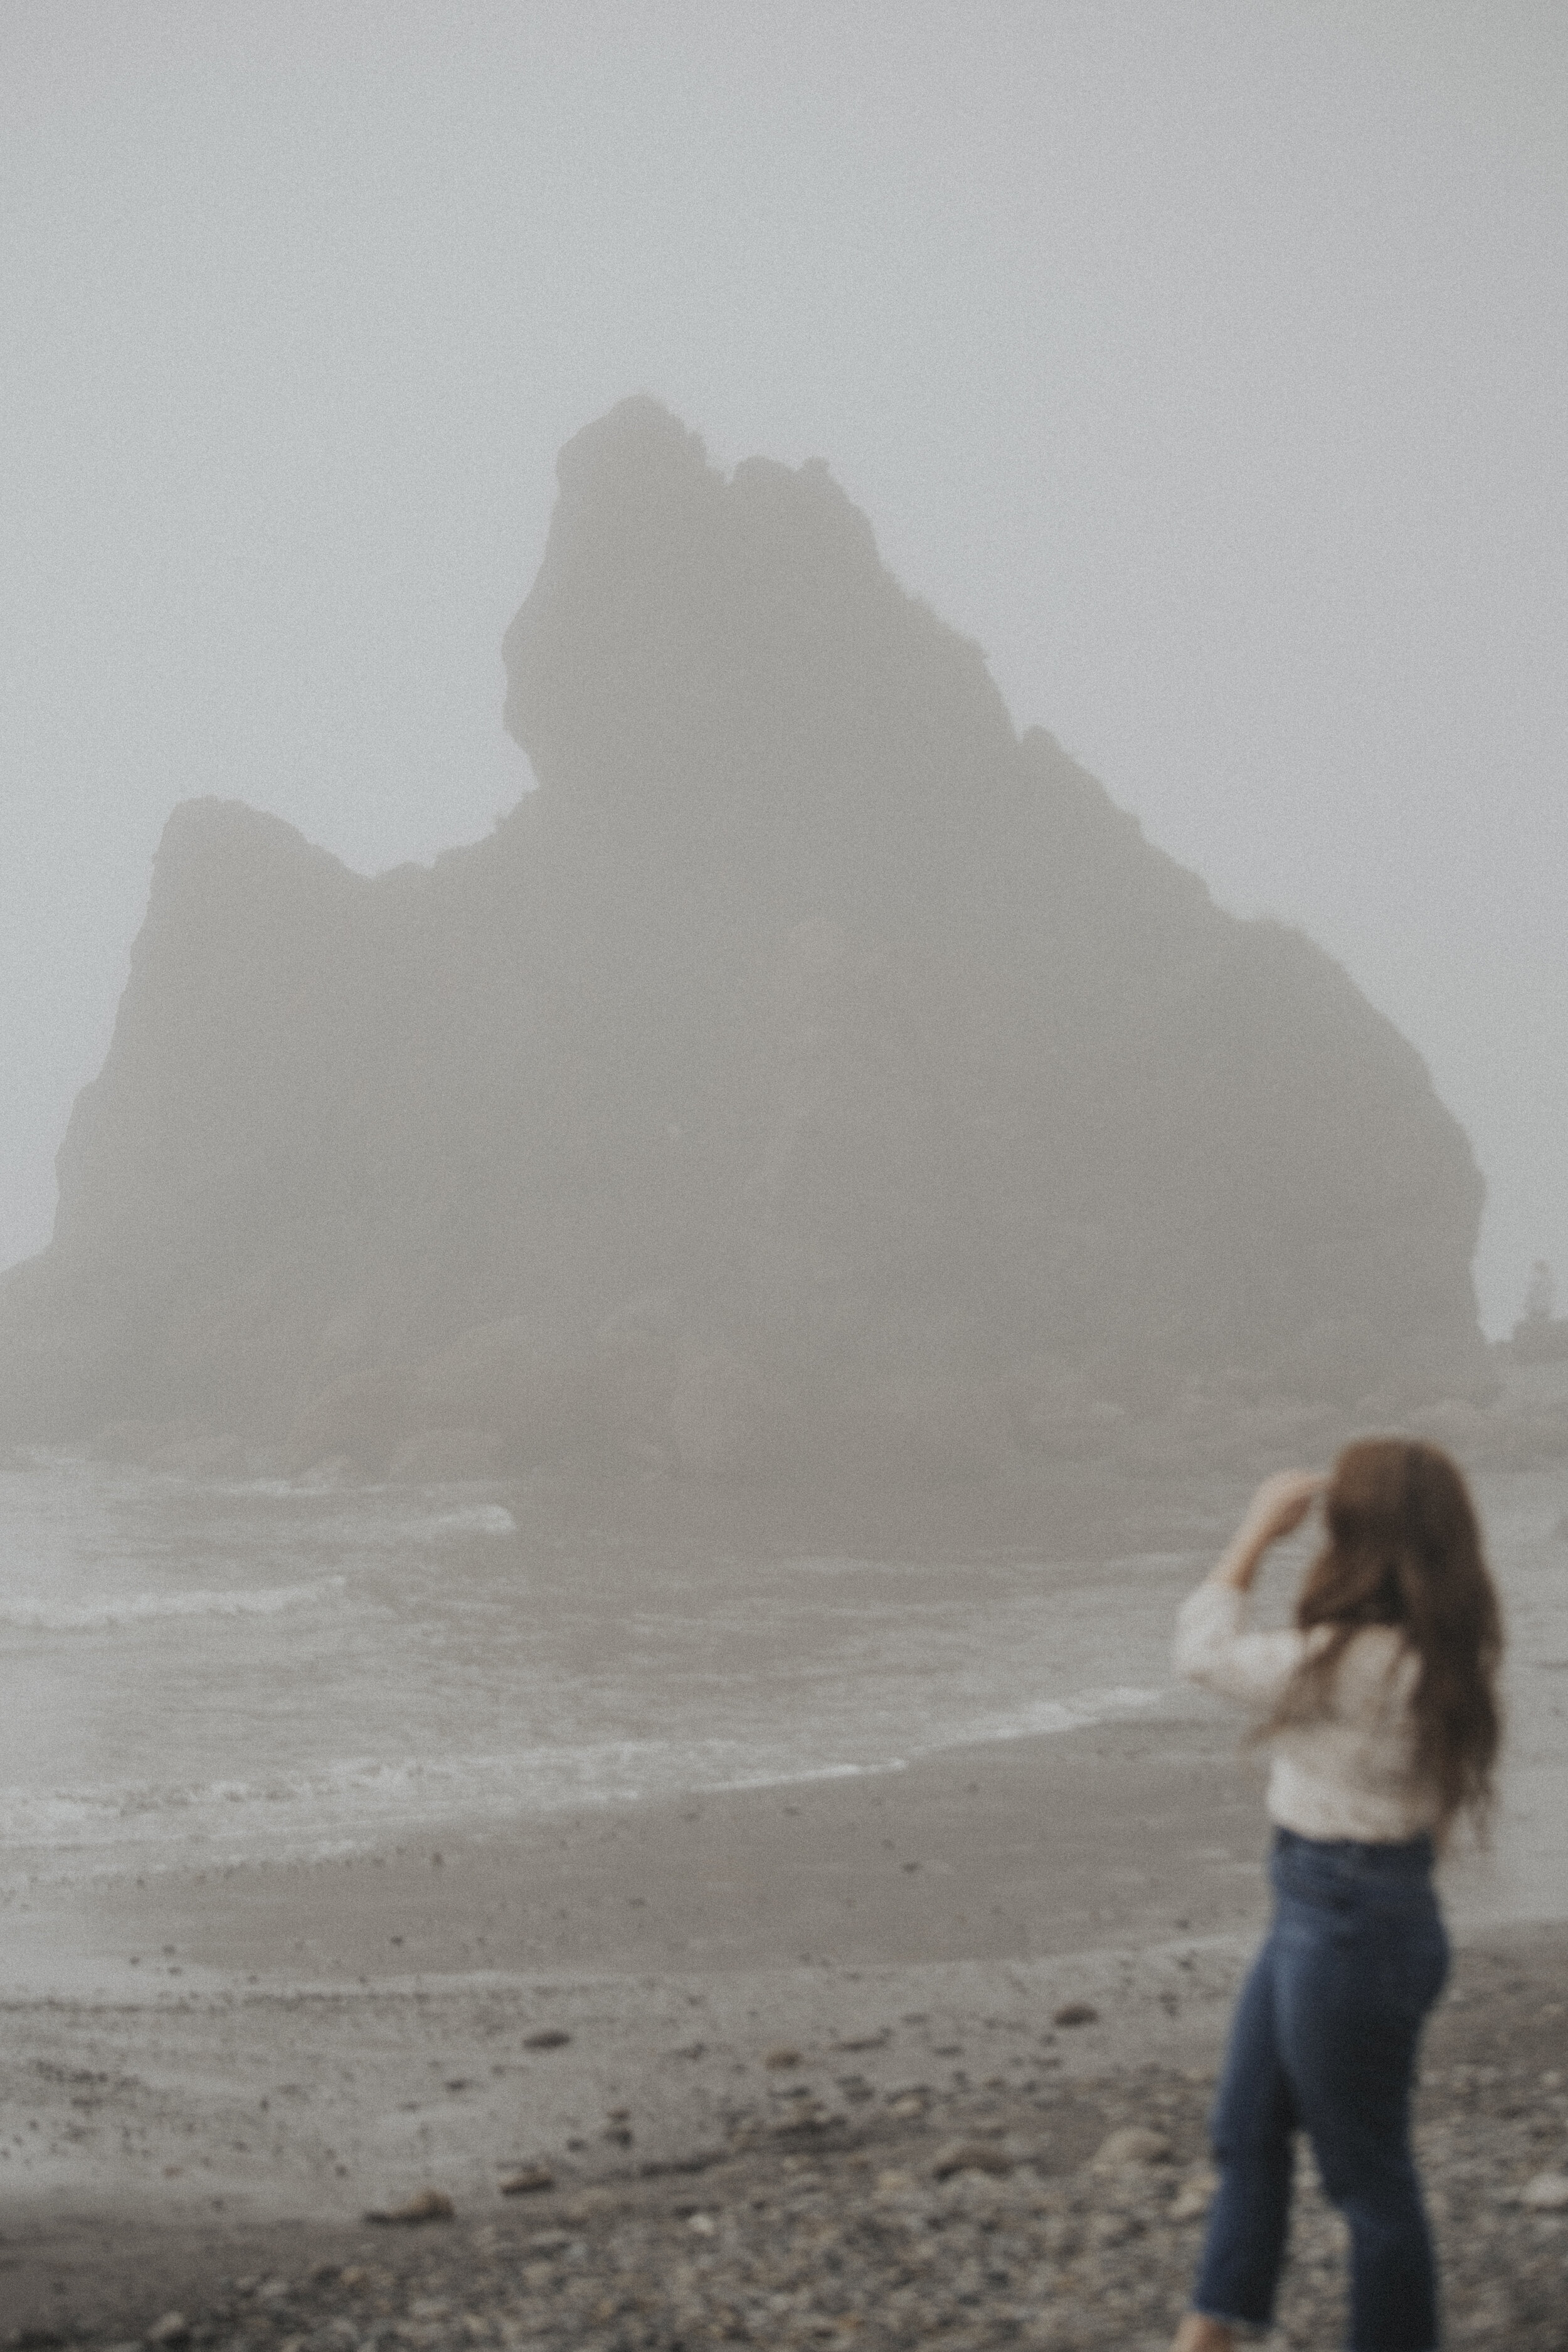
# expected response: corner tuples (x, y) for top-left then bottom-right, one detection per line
(0, 1710), (1278, 1998)
(2, 1684), (1552, 2001)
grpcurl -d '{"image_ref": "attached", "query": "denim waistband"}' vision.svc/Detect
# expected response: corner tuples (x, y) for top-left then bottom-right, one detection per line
(1272, 1824), (1436, 1877)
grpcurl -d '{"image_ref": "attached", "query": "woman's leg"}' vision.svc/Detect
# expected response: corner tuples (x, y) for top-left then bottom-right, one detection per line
(1185, 1928), (1297, 2334)
(1274, 1898), (1448, 2352)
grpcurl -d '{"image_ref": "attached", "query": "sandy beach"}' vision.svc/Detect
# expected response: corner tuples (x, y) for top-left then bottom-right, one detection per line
(0, 1694), (1564, 2346)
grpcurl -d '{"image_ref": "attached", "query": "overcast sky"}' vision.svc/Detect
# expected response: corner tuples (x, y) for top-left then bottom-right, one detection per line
(3, 1), (1564, 1335)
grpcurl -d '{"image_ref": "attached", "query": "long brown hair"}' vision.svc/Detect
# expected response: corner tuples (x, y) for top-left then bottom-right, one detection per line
(1266, 1438), (1503, 1835)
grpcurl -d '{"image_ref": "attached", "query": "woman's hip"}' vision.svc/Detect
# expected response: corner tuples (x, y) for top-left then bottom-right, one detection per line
(1269, 1824), (1442, 1909)
(1265, 1828), (1448, 2021)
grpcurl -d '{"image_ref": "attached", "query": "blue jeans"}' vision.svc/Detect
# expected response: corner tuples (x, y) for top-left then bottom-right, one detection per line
(1192, 1827), (1449, 2351)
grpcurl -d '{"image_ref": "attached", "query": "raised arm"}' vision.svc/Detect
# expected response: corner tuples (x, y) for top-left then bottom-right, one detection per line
(1173, 1471), (1324, 1707)
(1209, 1470), (1324, 1594)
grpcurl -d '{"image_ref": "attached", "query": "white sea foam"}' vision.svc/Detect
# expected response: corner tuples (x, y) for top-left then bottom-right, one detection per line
(0, 1578), (343, 1634)
(0, 1688), (1168, 1875)
(423, 1503), (516, 1536)
(0, 1736), (864, 1867)
(938, 1683), (1165, 1749)
(302, 1501), (518, 1545)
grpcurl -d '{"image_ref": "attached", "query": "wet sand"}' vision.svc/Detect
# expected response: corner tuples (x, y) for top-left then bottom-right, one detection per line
(43, 1707), (1276, 1983)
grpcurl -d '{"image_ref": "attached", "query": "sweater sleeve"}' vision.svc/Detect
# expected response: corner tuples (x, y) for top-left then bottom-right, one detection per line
(1172, 1580), (1308, 1711)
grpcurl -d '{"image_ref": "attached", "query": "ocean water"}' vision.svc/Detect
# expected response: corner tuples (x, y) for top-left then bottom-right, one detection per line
(0, 1455), (1187, 1888)
(0, 1451), (1564, 1918)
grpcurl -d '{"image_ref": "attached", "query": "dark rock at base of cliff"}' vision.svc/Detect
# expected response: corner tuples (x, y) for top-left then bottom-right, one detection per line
(1510, 1314), (1568, 1365)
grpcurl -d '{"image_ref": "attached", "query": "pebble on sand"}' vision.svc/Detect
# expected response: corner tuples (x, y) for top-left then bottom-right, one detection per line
(1091, 2126), (1173, 2170)
(1520, 2171), (1568, 2210)
(764, 2047), (803, 2069)
(1052, 2001), (1099, 2027)
(931, 2140), (1015, 2180)
(499, 2164), (556, 2196)
(522, 2028), (572, 2050)
(1168, 2166), (1219, 2222)
(364, 2188), (456, 2225)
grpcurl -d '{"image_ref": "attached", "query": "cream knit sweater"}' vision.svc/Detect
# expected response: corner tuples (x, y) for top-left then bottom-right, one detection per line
(1173, 1580), (1441, 1843)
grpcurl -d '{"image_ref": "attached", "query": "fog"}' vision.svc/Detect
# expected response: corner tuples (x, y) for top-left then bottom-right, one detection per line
(3, 0), (1564, 1335)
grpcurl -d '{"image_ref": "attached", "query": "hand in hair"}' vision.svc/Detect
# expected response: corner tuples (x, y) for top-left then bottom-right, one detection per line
(1213, 1470), (1323, 1593)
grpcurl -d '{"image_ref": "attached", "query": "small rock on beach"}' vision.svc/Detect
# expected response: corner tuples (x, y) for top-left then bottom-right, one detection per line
(931, 2139), (1015, 2180)
(1052, 2001), (1099, 2027)
(1092, 2126), (1173, 2169)
(499, 2165), (556, 2196)
(364, 2188), (455, 2225)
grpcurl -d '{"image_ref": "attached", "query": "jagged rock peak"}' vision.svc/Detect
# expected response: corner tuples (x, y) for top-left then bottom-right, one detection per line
(503, 398), (1010, 825)
(549, 394), (878, 563)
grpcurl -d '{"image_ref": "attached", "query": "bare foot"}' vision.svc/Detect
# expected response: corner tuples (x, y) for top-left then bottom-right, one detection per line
(1169, 2318), (1235, 2352)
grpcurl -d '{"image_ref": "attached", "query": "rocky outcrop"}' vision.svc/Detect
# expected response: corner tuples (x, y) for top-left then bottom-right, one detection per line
(0, 399), (1491, 1473)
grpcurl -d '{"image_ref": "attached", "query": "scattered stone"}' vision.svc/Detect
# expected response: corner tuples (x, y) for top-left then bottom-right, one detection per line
(1092, 2126), (1173, 2169)
(558, 2187), (617, 2222)
(146, 2319), (190, 2348)
(765, 2046), (802, 2069)
(523, 2028), (572, 2049)
(773, 2096), (832, 2133)
(1053, 2002), (1099, 2028)
(364, 2186), (456, 2224)
(1168, 2166), (1218, 2222)
(499, 2164), (556, 2196)
(19, 1994), (1568, 2352)
(931, 2140), (1014, 2180)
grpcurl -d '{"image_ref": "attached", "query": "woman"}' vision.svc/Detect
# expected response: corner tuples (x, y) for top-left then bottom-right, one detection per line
(1168, 1440), (1503, 2352)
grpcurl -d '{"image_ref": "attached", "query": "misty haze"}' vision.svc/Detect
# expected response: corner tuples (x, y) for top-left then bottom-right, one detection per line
(1, 6), (1565, 2346)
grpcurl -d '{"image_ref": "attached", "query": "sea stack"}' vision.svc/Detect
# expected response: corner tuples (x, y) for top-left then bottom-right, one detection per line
(0, 399), (1490, 1475)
